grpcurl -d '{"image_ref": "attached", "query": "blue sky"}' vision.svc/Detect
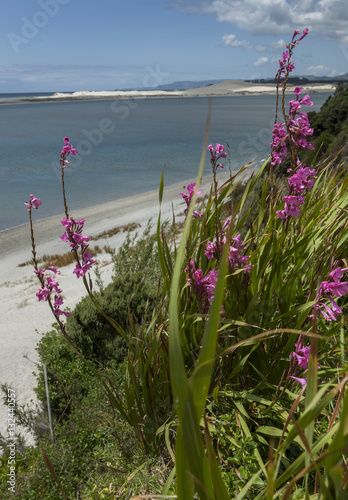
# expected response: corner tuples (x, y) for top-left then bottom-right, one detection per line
(1, 0), (347, 92)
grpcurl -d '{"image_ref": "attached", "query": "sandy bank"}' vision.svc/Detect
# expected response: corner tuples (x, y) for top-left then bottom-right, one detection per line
(0, 80), (336, 105)
(0, 169), (251, 443)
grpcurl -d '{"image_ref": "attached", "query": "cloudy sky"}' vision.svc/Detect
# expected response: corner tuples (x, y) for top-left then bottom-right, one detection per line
(1, 0), (347, 92)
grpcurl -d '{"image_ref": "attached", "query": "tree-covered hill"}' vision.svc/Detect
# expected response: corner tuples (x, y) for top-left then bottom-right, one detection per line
(307, 84), (348, 164)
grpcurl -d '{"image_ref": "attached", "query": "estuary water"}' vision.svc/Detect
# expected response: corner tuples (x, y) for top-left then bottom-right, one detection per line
(0, 92), (332, 231)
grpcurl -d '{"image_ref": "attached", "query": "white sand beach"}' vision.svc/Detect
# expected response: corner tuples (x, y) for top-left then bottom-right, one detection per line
(1, 80), (336, 105)
(0, 170), (249, 443)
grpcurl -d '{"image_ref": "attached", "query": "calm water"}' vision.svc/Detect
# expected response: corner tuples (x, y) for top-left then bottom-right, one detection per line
(0, 93), (332, 231)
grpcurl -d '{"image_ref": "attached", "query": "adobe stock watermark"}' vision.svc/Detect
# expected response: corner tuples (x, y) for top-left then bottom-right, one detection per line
(7, 0), (72, 54)
(6, 388), (17, 494)
(51, 64), (167, 179)
(237, 125), (273, 163)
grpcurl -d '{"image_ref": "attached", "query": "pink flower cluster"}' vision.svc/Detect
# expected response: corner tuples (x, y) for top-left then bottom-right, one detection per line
(186, 219), (250, 314)
(289, 335), (320, 388)
(205, 219), (251, 273)
(185, 260), (220, 314)
(60, 137), (78, 169)
(288, 90), (314, 150)
(271, 87), (314, 168)
(273, 88), (316, 220)
(207, 143), (227, 171)
(290, 338), (311, 370)
(312, 265), (348, 321)
(271, 29), (316, 221)
(180, 182), (203, 218)
(24, 194), (42, 211)
(61, 217), (96, 278)
(276, 28), (309, 83)
(35, 266), (70, 317)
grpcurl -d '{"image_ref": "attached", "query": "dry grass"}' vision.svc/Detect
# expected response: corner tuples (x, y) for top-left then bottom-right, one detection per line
(18, 244), (113, 269)
(91, 222), (140, 240)
(18, 223), (140, 269)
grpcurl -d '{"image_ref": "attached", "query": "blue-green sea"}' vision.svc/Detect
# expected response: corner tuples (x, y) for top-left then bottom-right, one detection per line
(0, 92), (332, 231)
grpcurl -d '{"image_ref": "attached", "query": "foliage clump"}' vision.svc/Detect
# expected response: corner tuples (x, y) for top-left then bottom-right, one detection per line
(306, 85), (348, 164)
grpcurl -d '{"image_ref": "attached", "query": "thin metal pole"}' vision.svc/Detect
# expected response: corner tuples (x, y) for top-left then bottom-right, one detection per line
(42, 363), (54, 441)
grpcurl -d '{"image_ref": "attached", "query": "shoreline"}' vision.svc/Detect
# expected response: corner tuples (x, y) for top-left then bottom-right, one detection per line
(0, 81), (336, 105)
(0, 170), (241, 250)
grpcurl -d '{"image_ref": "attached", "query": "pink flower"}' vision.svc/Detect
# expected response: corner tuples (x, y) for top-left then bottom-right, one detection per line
(45, 266), (60, 274)
(299, 94), (313, 107)
(60, 216), (96, 278)
(204, 269), (219, 304)
(290, 338), (320, 379)
(272, 30), (314, 218)
(34, 263), (70, 318)
(60, 137), (78, 168)
(288, 166), (316, 194)
(312, 265), (348, 321)
(72, 252), (96, 279)
(294, 86), (303, 98)
(24, 194), (42, 211)
(319, 279), (348, 298)
(36, 285), (51, 302)
(180, 183), (203, 218)
(207, 143), (227, 171)
(185, 261), (223, 313)
(205, 241), (217, 260)
(290, 376), (307, 388)
(205, 222), (250, 274)
(298, 28), (309, 41)
(52, 294), (71, 317)
(73, 264), (85, 278)
(61, 217), (90, 251)
(290, 345), (311, 370)
(53, 307), (71, 317)
(328, 267), (345, 283)
(54, 296), (64, 307)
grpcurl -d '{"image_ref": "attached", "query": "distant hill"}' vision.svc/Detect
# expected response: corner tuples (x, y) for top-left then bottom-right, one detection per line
(118, 79), (227, 92)
(117, 75), (347, 93)
(151, 79), (226, 91)
(246, 74), (348, 85)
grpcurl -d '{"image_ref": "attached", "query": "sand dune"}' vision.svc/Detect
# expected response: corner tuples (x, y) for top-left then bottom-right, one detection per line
(1, 80), (336, 105)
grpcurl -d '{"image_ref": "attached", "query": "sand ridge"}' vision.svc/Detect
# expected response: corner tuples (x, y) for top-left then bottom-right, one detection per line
(0, 80), (336, 105)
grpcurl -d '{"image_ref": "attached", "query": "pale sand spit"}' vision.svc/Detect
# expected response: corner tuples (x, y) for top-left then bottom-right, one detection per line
(0, 80), (336, 105)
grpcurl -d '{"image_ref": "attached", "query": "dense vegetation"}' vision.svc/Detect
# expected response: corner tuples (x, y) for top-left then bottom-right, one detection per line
(306, 84), (348, 165)
(1, 34), (348, 499)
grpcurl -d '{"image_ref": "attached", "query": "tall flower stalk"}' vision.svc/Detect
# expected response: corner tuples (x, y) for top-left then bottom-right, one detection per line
(207, 143), (227, 246)
(59, 136), (78, 219)
(270, 28), (317, 220)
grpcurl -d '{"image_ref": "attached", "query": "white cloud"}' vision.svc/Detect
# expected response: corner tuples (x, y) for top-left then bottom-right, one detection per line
(305, 64), (330, 76)
(254, 57), (270, 67)
(222, 34), (251, 49)
(271, 39), (286, 50)
(222, 34), (266, 51)
(170, 0), (348, 44)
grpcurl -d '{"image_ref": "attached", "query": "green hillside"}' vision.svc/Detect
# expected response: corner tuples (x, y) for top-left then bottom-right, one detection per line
(307, 84), (348, 164)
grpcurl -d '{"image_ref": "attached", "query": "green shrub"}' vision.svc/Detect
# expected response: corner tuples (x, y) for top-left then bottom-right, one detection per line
(34, 226), (162, 416)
